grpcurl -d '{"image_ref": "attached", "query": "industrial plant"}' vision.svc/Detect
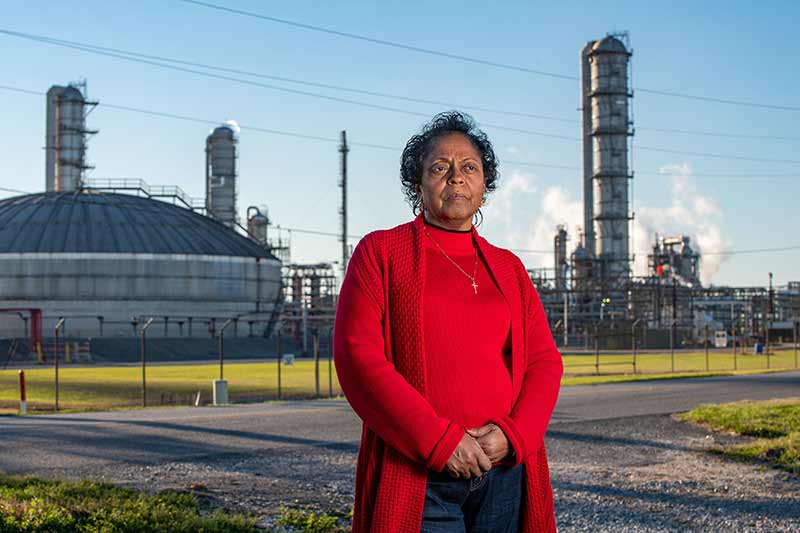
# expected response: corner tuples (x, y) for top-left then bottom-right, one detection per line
(0, 34), (797, 365)
(532, 34), (799, 350)
(0, 83), (287, 361)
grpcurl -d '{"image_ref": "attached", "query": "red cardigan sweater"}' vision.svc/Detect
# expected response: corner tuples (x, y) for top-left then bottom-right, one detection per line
(334, 215), (563, 532)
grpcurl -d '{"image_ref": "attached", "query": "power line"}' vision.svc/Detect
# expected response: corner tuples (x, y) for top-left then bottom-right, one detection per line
(176, 0), (577, 81)
(0, 186), (31, 195)
(0, 84), (396, 149)
(0, 29), (575, 125)
(633, 87), (800, 112)
(275, 226), (363, 240)
(176, 0), (800, 113)
(702, 245), (800, 256)
(5, 83), (800, 180)
(0, 32), (439, 120)
(7, 28), (798, 141)
(4, 84), (800, 181)
(635, 126), (799, 142)
(4, 31), (800, 163)
(2, 177), (797, 256)
(281, 227), (800, 257)
(2, 29), (578, 142)
(503, 159), (800, 179)
(636, 145), (800, 165)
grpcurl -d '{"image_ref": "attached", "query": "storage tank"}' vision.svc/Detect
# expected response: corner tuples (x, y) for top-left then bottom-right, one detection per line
(206, 123), (238, 228)
(247, 206), (269, 247)
(0, 191), (281, 339)
(45, 84), (96, 192)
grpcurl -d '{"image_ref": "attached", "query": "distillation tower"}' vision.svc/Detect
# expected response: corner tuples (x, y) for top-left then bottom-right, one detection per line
(206, 122), (239, 228)
(579, 34), (634, 291)
(45, 83), (97, 192)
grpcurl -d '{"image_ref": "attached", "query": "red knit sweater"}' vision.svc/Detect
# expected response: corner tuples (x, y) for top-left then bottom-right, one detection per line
(334, 215), (563, 532)
(422, 224), (513, 429)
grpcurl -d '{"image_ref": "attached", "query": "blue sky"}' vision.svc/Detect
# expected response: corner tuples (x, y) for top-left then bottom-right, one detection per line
(2, 0), (798, 287)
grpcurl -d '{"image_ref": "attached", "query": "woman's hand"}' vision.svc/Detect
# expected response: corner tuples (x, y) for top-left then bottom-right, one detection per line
(445, 434), (492, 479)
(466, 423), (510, 463)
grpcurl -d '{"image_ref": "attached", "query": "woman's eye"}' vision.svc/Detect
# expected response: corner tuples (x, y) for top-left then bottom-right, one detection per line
(431, 164), (447, 173)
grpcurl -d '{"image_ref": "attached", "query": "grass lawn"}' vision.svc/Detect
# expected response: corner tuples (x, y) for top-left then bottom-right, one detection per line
(678, 398), (800, 474)
(0, 473), (257, 532)
(562, 347), (798, 375)
(0, 349), (796, 413)
(0, 360), (341, 412)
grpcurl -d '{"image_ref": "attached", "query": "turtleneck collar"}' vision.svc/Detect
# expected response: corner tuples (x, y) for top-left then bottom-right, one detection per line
(423, 218), (476, 254)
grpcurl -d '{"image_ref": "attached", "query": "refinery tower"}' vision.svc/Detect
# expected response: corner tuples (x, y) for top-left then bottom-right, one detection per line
(576, 34), (634, 291)
(45, 83), (97, 192)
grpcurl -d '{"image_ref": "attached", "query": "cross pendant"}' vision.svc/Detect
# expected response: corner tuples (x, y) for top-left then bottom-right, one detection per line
(471, 280), (478, 295)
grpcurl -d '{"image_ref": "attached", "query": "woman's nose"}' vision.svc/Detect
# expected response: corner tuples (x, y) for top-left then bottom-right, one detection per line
(448, 166), (465, 184)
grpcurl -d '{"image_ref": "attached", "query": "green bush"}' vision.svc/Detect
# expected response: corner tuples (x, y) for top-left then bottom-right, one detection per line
(276, 508), (345, 533)
(0, 474), (257, 532)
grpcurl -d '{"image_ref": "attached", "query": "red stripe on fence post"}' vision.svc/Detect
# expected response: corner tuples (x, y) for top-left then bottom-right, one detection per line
(18, 370), (27, 414)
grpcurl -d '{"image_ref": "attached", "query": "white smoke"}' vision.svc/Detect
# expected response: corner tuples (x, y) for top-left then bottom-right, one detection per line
(484, 170), (540, 240)
(523, 187), (583, 267)
(631, 163), (729, 285)
(483, 171), (581, 268)
(486, 164), (730, 285)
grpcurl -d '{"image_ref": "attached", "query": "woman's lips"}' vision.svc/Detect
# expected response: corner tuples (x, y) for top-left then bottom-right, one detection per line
(446, 193), (469, 201)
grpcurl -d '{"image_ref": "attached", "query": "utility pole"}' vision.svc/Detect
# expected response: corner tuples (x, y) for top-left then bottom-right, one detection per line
(339, 130), (349, 280)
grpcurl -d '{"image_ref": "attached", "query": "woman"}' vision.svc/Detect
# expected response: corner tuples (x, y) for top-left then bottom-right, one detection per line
(334, 111), (563, 532)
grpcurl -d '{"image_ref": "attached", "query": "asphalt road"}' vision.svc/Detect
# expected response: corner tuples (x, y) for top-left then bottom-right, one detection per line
(0, 370), (797, 478)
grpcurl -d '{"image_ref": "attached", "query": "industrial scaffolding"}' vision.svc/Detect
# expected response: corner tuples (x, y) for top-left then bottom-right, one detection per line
(279, 263), (338, 354)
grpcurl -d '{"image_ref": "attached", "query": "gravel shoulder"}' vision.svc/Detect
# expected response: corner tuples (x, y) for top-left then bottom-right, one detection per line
(549, 414), (799, 532)
(34, 412), (797, 532)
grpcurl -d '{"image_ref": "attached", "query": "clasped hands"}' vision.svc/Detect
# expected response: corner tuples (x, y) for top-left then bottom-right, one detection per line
(444, 423), (510, 479)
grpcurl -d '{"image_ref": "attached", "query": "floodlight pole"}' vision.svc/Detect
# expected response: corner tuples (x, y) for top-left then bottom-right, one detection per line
(54, 318), (65, 412)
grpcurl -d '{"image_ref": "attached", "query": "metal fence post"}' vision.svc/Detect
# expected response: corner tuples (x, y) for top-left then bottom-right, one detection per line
(140, 318), (154, 408)
(54, 318), (65, 411)
(794, 319), (798, 369)
(670, 319), (676, 373)
(276, 331), (282, 401)
(219, 318), (235, 381)
(19, 369), (27, 414)
(211, 318), (235, 406)
(733, 322), (738, 371)
(632, 319), (641, 374)
(314, 330), (321, 398)
(594, 325), (600, 375)
(767, 330), (772, 370)
(705, 324), (710, 372)
(328, 327), (334, 398)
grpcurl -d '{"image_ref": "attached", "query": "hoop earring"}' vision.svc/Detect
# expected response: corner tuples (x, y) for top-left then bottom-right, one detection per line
(473, 209), (484, 227)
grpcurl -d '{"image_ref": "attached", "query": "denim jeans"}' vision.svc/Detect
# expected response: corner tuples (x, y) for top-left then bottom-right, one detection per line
(420, 464), (523, 533)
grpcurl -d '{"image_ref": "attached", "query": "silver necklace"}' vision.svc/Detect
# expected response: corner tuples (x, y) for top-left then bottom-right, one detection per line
(423, 226), (479, 295)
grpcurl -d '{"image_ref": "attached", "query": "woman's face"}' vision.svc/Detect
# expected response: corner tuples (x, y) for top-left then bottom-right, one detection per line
(418, 132), (485, 231)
